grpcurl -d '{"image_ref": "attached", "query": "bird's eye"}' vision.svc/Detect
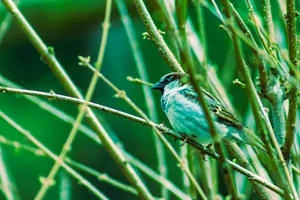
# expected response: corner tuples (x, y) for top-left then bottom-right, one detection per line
(168, 75), (173, 82)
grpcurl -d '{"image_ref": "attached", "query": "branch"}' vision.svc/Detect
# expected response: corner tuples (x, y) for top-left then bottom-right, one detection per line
(221, 0), (298, 199)
(133, 0), (184, 73)
(282, 0), (299, 162)
(0, 111), (109, 200)
(0, 86), (288, 197)
(34, 0), (113, 199)
(114, 1), (168, 198)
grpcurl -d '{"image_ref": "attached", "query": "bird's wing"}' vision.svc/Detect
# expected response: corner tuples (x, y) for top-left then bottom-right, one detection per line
(179, 87), (244, 129)
(179, 87), (267, 150)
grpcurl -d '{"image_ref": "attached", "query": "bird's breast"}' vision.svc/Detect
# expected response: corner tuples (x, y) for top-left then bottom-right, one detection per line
(161, 92), (214, 144)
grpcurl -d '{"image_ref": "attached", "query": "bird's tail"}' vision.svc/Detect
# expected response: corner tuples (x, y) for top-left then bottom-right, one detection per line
(240, 127), (267, 153)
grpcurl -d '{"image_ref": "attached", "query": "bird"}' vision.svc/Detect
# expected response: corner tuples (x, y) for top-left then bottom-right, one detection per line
(151, 72), (265, 149)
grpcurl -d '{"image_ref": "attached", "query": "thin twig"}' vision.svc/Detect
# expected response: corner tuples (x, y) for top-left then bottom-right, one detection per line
(185, 52), (240, 200)
(0, 111), (109, 200)
(224, 141), (272, 199)
(0, 0), (19, 44)
(232, 0), (286, 147)
(65, 158), (138, 196)
(282, 0), (299, 162)
(133, 0), (184, 73)
(221, 1), (299, 199)
(34, 1), (113, 199)
(261, 0), (275, 48)
(0, 146), (20, 200)
(114, 1), (168, 198)
(0, 86), (288, 197)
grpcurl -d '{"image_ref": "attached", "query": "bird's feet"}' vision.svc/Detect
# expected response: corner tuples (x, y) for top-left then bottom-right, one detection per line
(179, 136), (188, 146)
(202, 144), (214, 161)
(174, 133), (189, 146)
(206, 143), (213, 151)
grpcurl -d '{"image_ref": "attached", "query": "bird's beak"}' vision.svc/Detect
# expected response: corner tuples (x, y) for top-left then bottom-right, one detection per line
(151, 82), (164, 90)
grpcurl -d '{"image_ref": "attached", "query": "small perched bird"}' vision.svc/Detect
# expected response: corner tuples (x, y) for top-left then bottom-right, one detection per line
(152, 72), (264, 149)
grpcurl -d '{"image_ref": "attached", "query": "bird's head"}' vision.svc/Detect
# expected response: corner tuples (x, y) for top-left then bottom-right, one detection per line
(152, 72), (187, 93)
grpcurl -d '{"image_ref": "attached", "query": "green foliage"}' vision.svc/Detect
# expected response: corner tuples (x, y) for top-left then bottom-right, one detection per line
(0, 0), (299, 200)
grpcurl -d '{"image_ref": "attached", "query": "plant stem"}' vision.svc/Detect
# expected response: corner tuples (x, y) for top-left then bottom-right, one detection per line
(221, 0), (299, 199)
(133, 0), (184, 73)
(225, 141), (272, 199)
(35, 1), (113, 198)
(0, 86), (288, 197)
(261, 0), (275, 47)
(0, 111), (109, 200)
(0, 146), (20, 200)
(282, 0), (299, 162)
(65, 158), (138, 196)
(115, 1), (168, 198)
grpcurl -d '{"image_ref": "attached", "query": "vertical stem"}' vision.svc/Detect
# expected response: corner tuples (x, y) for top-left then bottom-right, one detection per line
(0, 146), (20, 200)
(261, 0), (275, 46)
(222, 0), (298, 199)
(198, 155), (215, 200)
(187, 146), (197, 200)
(133, 0), (184, 73)
(194, 0), (207, 68)
(114, 1), (168, 198)
(283, 0), (299, 162)
(34, 1), (113, 198)
(59, 171), (71, 200)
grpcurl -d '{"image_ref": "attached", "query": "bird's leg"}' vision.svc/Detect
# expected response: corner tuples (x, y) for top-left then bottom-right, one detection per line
(206, 143), (215, 153)
(179, 136), (188, 146)
(206, 143), (213, 150)
(174, 133), (189, 146)
(202, 144), (214, 161)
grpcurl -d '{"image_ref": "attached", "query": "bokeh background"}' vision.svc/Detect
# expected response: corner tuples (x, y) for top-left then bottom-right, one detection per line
(0, 0), (294, 199)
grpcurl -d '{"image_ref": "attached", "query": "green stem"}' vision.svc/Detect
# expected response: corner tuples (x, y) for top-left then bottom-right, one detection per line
(0, 111), (109, 200)
(261, 0), (275, 47)
(114, 1), (168, 198)
(225, 141), (272, 199)
(35, 1), (113, 198)
(0, 86), (287, 198)
(282, 0), (299, 162)
(133, 0), (184, 73)
(221, 0), (298, 199)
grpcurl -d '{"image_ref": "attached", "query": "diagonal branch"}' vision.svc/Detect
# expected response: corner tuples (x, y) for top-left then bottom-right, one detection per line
(0, 86), (288, 198)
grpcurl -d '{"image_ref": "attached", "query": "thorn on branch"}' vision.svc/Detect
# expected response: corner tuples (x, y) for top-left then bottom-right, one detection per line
(233, 79), (246, 88)
(78, 56), (91, 67)
(35, 150), (46, 156)
(127, 76), (153, 86)
(158, 29), (165, 35)
(48, 90), (56, 101)
(114, 90), (126, 99)
(47, 47), (55, 56)
(142, 32), (151, 40)
(39, 177), (55, 186)
(0, 86), (6, 93)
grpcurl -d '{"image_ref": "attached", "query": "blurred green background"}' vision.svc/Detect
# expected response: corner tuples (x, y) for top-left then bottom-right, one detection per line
(0, 0), (286, 199)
